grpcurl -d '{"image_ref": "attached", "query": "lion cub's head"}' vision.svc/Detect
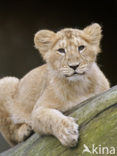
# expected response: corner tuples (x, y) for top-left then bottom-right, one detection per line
(34, 23), (102, 81)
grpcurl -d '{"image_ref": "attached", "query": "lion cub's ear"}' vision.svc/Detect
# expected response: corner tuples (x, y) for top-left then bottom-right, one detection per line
(34, 30), (56, 56)
(83, 23), (102, 44)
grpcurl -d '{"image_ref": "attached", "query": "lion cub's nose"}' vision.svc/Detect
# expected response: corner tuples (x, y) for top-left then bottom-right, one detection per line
(69, 64), (79, 70)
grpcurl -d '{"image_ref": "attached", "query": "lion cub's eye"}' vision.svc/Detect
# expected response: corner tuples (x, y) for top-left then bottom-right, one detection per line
(78, 45), (85, 53)
(57, 48), (66, 54)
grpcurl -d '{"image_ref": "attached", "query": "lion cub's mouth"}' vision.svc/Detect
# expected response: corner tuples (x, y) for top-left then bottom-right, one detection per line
(65, 71), (85, 77)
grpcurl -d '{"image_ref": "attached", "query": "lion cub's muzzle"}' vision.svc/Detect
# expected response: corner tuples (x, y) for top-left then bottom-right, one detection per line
(64, 63), (86, 77)
(69, 64), (79, 70)
(65, 71), (85, 77)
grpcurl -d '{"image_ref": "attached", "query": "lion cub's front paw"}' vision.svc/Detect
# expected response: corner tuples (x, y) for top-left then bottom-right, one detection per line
(56, 117), (79, 147)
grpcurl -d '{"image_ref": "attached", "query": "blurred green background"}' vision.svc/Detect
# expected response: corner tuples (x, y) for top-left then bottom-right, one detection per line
(0, 0), (117, 153)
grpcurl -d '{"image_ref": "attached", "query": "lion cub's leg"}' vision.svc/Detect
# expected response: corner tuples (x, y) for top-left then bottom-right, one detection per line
(32, 106), (79, 147)
(1, 122), (33, 146)
(0, 112), (33, 146)
(0, 77), (33, 146)
(0, 94), (33, 145)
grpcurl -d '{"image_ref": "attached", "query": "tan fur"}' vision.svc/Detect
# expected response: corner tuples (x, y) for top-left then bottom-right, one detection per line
(0, 23), (110, 147)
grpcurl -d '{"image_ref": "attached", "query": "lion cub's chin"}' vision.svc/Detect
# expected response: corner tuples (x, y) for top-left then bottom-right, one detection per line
(66, 74), (85, 81)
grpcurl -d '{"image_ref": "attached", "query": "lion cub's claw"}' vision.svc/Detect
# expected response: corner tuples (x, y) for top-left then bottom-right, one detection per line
(57, 117), (79, 147)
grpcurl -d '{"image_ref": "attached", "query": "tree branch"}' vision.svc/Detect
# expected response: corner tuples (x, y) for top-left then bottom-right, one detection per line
(1, 86), (117, 156)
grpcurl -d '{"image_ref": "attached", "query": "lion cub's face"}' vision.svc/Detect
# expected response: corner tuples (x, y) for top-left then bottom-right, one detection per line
(34, 23), (102, 80)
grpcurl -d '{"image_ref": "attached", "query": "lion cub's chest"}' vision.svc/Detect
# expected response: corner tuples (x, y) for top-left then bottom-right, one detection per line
(59, 82), (94, 112)
(62, 95), (93, 112)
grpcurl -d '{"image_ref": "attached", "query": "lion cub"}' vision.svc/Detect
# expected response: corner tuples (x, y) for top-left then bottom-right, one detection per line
(0, 23), (109, 147)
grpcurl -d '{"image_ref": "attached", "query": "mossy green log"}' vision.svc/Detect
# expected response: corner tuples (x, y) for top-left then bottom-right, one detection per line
(1, 86), (117, 156)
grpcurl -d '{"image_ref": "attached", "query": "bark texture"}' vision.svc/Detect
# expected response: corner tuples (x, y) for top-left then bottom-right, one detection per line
(0, 86), (117, 156)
